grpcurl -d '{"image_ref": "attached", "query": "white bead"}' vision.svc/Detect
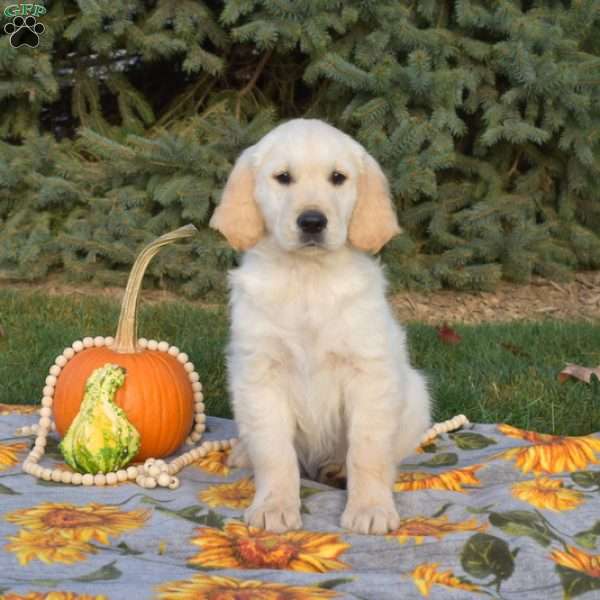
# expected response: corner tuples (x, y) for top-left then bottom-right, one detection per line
(39, 417), (52, 429)
(157, 473), (171, 487)
(55, 355), (68, 367)
(190, 432), (202, 442)
(144, 477), (157, 489)
(153, 459), (167, 468)
(168, 477), (180, 489)
(144, 458), (156, 469)
(147, 340), (158, 351)
(63, 347), (75, 359)
(116, 470), (128, 483)
(194, 424), (206, 434)
(194, 390), (204, 401)
(94, 473), (106, 486)
(196, 447), (208, 458)
(184, 362), (195, 373)
(177, 352), (188, 364)
(51, 470), (62, 482)
(191, 381), (202, 392)
(42, 386), (54, 398)
(45, 375), (57, 387)
(41, 396), (53, 408)
(105, 336), (114, 346)
(22, 462), (33, 474)
(167, 464), (177, 475)
(72, 473), (83, 485)
(195, 402), (205, 414)
(148, 465), (161, 478)
(29, 450), (41, 461)
(72, 340), (84, 352)
(168, 346), (179, 356)
(138, 338), (148, 349)
(32, 465), (43, 477)
(34, 435), (47, 447)
(83, 337), (94, 348)
(106, 472), (118, 485)
(127, 466), (138, 479)
(82, 473), (94, 486)
(61, 471), (73, 484)
(40, 407), (52, 418)
(194, 413), (206, 424)
(49, 365), (61, 376)
(94, 336), (106, 347)
(136, 475), (145, 486)
(158, 341), (169, 352)
(189, 372), (199, 383)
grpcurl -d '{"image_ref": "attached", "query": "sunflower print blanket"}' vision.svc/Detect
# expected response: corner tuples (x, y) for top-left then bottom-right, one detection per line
(1, 405), (600, 600)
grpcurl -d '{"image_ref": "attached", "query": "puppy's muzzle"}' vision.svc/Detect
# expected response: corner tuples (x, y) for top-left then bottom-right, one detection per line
(297, 210), (327, 234)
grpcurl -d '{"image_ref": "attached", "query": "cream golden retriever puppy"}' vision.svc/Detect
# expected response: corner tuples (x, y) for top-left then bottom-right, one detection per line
(210, 119), (431, 535)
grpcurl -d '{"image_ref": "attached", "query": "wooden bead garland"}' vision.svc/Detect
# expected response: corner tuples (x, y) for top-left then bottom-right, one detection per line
(18, 336), (470, 488)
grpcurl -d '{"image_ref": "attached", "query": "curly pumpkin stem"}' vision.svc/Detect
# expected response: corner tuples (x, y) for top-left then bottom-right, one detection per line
(111, 224), (198, 353)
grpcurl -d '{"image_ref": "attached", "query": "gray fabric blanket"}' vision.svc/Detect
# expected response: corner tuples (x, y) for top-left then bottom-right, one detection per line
(1, 405), (600, 600)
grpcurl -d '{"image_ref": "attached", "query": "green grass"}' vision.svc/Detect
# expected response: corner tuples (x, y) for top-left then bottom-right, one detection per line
(1, 289), (599, 436)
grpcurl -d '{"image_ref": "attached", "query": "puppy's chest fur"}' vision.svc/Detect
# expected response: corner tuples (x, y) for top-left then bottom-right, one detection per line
(231, 247), (385, 476)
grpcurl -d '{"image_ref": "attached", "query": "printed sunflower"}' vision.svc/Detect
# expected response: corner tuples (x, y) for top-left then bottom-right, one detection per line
(155, 574), (339, 599)
(4, 502), (149, 544)
(395, 465), (483, 493)
(498, 424), (600, 474)
(511, 477), (584, 511)
(188, 520), (350, 572)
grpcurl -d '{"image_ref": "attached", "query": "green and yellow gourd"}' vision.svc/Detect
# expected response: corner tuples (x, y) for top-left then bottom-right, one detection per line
(59, 364), (141, 474)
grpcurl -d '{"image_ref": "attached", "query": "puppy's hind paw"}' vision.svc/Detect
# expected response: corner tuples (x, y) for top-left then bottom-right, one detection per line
(244, 500), (302, 533)
(341, 503), (400, 535)
(227, 441), (251, 468)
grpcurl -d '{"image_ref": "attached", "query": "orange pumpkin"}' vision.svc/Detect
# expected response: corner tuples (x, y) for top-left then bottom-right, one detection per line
(53, 225), (197, 461)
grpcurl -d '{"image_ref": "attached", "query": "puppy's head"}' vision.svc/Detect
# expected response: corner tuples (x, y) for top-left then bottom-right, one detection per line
(209, 119), (401, 254)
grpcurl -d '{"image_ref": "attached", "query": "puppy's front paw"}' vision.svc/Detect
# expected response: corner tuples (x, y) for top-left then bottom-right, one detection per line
(341, 503), (400, 535)
(244, 499), (302, 533)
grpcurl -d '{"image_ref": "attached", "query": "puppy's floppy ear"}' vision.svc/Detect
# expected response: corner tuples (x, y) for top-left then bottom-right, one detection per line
(348, 152), (402, 254)
(209, 147), (265, 251)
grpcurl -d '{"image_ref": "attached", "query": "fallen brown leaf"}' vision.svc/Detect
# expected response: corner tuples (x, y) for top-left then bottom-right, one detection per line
(437, 323), (462, 345)
(558, 363), (600, 384)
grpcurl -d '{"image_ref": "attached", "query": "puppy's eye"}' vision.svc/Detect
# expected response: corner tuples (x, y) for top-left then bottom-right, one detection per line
(274, 171), (293, 185)
(330, 171), (347, 186)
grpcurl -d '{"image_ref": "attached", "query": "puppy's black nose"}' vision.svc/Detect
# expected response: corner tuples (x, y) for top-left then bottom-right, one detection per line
(297, 210), (327, 234)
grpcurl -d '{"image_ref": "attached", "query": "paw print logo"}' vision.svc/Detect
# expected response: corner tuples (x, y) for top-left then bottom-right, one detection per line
(4, 15), (45, 48)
